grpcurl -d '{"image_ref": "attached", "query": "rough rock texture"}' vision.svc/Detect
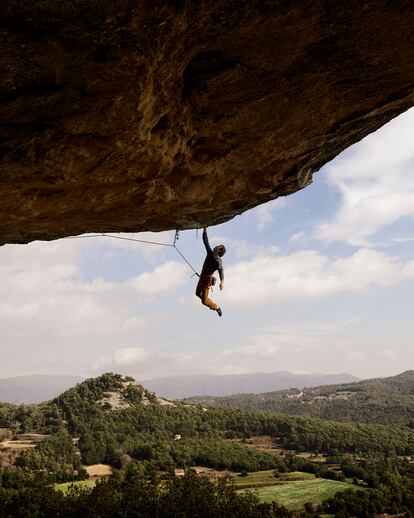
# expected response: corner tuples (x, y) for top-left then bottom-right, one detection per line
(1, 1), (414, 245)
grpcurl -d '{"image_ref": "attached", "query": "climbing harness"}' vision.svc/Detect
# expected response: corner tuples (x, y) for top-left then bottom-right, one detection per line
(66, 230), (200, 278)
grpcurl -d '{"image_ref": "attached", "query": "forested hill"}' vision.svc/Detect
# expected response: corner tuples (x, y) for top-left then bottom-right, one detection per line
(2, 372), (414, 517)
(185, 370), (414, 426)
(1, 372), (414, 472)
(1, 373), (414, 516)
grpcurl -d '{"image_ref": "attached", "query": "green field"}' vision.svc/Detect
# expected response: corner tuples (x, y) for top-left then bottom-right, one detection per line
(233, 470), (315, 489)
(281, 471), (315, 479)
(55, 479), (96, 494)
(246, 478), (356, 509)
(54, 470), (355, 510)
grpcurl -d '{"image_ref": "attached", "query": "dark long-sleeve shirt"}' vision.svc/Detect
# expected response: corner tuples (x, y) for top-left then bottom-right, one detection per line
(201, 229), (224, 281)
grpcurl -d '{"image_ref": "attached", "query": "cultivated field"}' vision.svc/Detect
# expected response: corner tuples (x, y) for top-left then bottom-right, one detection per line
(85, 464), (113, 477)
(175, 466), (232, 479)
(234, 436), (327, 462)
(232, 470), (314, 489)
(55, 479), (96, 494)
(254, 479), (356, 508)
(0, 432), (46, 450)
(54, 465), (112, 493)
(233, 436), (284, 456)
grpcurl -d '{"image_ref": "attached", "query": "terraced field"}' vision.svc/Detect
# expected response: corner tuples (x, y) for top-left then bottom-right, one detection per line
(235, 470), (357, 510)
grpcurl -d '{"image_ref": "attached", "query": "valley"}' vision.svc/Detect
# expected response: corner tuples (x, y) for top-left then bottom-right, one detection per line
(0, 373), (414, 516)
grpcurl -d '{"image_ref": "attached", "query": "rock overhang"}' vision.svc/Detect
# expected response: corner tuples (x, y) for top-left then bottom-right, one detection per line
(1, 1), (414, 245)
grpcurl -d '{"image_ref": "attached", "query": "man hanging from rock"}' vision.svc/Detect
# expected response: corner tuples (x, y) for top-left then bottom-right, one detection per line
(196, 227), (226, 317)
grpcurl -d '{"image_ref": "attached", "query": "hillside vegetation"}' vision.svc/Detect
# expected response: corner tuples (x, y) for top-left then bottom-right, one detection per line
(186, 370), (414, 427)
(1, 373), (414, 472)
(1, 373), (414, 516)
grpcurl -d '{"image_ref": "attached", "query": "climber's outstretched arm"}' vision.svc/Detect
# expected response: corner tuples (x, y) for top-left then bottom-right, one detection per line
(202, 227), (212, 254)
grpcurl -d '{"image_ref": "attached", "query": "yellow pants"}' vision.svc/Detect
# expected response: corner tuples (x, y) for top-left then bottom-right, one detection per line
(196, 274), (217, 310)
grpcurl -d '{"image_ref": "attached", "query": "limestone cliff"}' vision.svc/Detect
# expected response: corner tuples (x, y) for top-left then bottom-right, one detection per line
(1, 1), (414, 245)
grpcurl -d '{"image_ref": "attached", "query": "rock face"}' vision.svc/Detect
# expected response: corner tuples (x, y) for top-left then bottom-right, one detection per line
(1, 1), (414, 245)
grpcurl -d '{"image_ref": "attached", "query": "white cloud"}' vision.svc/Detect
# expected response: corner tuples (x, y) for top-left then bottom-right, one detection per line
(209, 236), (279, 259)
(316, 107), (414, 245)
(0, 239), (187, 376)
(78, 231), (176, 260)
(289, 231), (307, 245)
(90, 322), (352, 378)
(2, 271), (134, 341)
(91, 343), (284, 378)
(347, 351), (365, 360)
(389, 236), (414, 243)
(220, 248), (414, 307)
(379, 348), (397, 359)
(129, 261), (188, 295)
(256, 198), (287, 231)
(94, 347), (158, 372)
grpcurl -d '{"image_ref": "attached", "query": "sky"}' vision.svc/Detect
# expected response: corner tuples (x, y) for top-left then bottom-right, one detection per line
(1, 108), (414, 381)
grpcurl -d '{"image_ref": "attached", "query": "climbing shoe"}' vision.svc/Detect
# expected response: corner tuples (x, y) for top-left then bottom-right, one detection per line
(216, 307), (222, 317)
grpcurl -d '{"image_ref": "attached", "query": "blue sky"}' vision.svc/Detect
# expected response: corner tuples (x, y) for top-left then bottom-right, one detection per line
(1, 109), (414, 381)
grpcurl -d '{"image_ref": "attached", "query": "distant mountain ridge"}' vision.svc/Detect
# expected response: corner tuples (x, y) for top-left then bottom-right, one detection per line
(0, 375), (84, 404)
(186, 370), (414, 427)
(0, 371), (358, 404)
(142, 371), (359, 399)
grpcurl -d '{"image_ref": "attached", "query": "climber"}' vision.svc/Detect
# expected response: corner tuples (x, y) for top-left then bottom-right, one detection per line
(196, 227), (226, 317)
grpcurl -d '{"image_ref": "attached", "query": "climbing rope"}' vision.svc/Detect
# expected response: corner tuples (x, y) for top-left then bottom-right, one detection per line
(65, 231), (200, 277)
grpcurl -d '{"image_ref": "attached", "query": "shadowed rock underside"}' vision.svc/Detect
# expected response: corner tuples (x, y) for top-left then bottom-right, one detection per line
(1, 0), (414, 245)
